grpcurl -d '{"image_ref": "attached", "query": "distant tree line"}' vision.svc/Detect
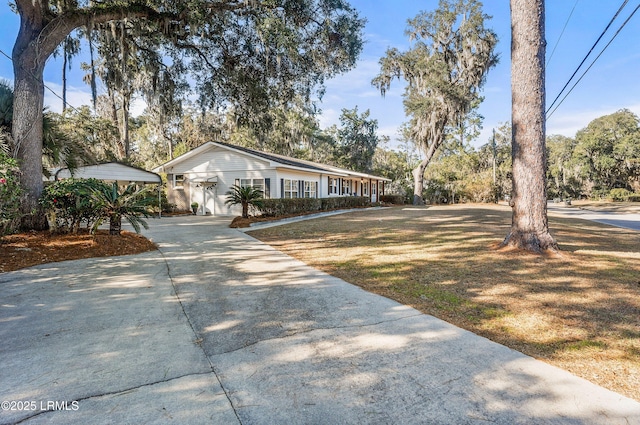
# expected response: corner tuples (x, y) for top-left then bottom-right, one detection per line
(417, 109), (640, 204)
(547, 109), (640, 200)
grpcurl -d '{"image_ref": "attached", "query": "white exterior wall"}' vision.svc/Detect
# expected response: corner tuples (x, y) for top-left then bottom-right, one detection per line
(164, 146), (277, 216)
(274, 169), (323, 198)
(320, 174), (367, 198)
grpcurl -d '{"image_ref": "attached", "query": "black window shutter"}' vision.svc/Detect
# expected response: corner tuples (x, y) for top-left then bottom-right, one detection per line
(235, 178), (240, 188)
(265, 178), (270, 198)
(298, 180), (303, 197)
(280, 179), (284, 198)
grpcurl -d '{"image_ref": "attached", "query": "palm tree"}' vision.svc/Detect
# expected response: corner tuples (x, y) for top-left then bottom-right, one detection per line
(0, 80), (94, 172)
(225, 185), (264, 219)
(91, 182), (156, 235)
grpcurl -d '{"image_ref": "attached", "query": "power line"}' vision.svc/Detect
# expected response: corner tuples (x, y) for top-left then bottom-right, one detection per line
(546, 0), (630, 115)
(0, 47), (84, 115)
(546, 0), (580, 67)
(547, 3), (640, 119)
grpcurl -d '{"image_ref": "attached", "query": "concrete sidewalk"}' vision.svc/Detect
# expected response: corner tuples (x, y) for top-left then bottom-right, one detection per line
(2, 215), (640, 424)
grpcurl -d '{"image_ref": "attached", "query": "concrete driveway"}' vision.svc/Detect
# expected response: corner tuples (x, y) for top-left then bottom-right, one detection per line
(2, 214), (640, 424)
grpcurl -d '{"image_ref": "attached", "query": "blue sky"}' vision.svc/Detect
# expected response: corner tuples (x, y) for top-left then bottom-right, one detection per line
(1, 1), (639, 149)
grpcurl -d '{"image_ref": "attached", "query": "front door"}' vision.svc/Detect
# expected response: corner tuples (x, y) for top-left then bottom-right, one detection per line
(371, 181), (377, 202)
(193, 184), (217, 215)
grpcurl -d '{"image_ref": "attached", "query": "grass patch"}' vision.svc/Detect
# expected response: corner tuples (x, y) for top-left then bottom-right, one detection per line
(249, 204), (640, 401)
(566, 340), (608, 351)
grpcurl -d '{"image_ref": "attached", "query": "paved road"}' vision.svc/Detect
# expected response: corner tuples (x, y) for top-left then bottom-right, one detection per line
(2, 215), (640, 424)
(548, 202), (640, 231)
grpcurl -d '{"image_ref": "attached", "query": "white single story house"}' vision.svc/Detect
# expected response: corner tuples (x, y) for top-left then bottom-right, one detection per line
(152, 141), (391, 216)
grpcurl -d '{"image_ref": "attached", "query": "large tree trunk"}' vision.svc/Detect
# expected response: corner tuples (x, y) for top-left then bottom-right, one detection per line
(12, 14), (47, 230)
(412, 137), (442, 205)
(502, 0), (557, 252)
(10, 0), (174, 231)
(122, 93), (130, 158)
(412, 158), (429, 205)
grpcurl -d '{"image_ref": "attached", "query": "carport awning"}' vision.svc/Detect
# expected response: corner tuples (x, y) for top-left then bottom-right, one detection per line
(54, 162), (162, 185)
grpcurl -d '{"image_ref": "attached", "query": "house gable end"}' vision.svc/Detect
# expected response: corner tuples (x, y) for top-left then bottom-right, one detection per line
(165, 145), (272, 174)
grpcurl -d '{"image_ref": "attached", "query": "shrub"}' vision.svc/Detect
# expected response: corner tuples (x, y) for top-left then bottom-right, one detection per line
(40, 178), (107, 233)
(627, 193), (640, 202)
(225, 185), (264, 218)
(608, 188), (633, 202)
(379, 195), (404, 204)
(259, 196), (370, 217)
(159, 189), (175, 213)
(260, 198), (322, 216)
(590, 189), (610, 200)
(90, 182), (157, 235)
(320, 196), (370, 211)
(0, 152), (23, 236)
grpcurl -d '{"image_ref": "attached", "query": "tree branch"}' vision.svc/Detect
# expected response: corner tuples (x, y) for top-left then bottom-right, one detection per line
(37, 4), (179, 60)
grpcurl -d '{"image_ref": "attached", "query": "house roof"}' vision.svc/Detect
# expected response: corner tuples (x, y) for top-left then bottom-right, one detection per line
(153, 141), (391, 181)
(55, 162), (162, 185)
(214, 141), (329, 173)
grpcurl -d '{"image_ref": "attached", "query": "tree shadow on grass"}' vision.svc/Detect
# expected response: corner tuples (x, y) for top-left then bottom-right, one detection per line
(249, 205), (640, 400)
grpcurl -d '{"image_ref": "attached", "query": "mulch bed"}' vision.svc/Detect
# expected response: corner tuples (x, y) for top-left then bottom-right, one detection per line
(0, 230), (157, 273)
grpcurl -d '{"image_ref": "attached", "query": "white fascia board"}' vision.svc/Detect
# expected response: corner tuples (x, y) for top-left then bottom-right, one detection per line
(277, 165), (349, 177)
(324, 167), (392, 182)
(152, 142), (216, 173)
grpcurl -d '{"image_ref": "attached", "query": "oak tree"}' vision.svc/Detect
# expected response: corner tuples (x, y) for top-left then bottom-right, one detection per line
(373, 0), (498, 204)
(11, 0), (364, 228)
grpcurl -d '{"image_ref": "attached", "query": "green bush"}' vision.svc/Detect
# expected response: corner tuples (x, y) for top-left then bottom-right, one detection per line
(379, 194), (404, 204)
(627, 194), (640, 202)
(0, 152), (23, 236)
(320, 196), (370, 211)
(608, 188), (633, 202)
(591, 189), (610, 200)
(260, 198), (322, 217)
(159, 190), (175, 213)
(90, 182), (157, 235)
(260, 196), (370, 217)
(40, 178), (107, 233)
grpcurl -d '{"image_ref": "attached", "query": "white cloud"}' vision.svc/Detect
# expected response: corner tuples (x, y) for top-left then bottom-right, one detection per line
(43, 82), (93, 113)
(130, 97), (148, 117)
(318, 108), (339, 129)
(324, 58), (382, 94)
(547, 103), (640, 137)
(378, 124), (404, 149)
(378, 125), (400, 139)
(42, 80), (148, 117)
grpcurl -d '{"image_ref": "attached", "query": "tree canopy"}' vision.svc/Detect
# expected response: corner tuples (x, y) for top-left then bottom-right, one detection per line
(11, 0), (365, 228)
(373, 0), (498, 204)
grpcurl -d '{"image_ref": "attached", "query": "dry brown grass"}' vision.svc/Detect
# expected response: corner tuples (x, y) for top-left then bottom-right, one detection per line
(249, 204), (640, 401)
(572, 200), (640, 214)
